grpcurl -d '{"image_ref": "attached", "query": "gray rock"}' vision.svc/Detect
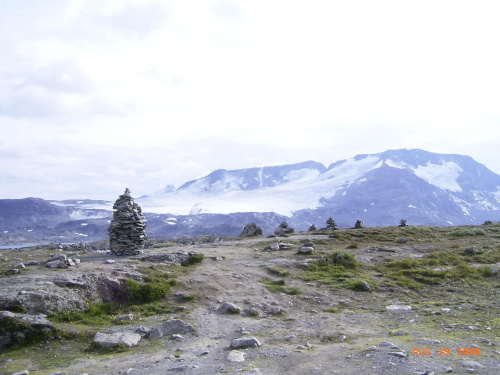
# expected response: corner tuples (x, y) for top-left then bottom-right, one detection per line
(24, 261), (39, 266)
(217, 302), (241, 314)
(66, 258), (76, 267)
(389, 351), (407, 358)
(93, 331), (142, 348)
(270, 242), (280, 251)
(227, 350), (246, 363)
(15, 263), (25, 269)
(48, 254), (67, 262)
(460, 360), (485, 369)
(11, 371), (29, 375)
(390, 329), (408, 336)
(386, 305), (412, 312)
(0, 311), (56, 349)
(149, 319), (196, 339)
(231, 336), (262, 348)
(46, 260), (60, 268)
(379, 341), (399, 349)
(299, 247), (314, 254)
(445, 367), (454, 373)
(114, 314), (133, 322)
(105, 259), (116, 264)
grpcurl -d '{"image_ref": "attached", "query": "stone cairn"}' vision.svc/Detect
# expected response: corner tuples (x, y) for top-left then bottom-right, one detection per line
(326, 217), (338, 230)
(240, 223), (263, 237)
(274, 222), (294, 236)
(108, 188), (147, 256)
(354, 219), (365, 229)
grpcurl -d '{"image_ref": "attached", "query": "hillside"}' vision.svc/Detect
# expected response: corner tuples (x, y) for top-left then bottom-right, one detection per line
(1, 223), (500, 374)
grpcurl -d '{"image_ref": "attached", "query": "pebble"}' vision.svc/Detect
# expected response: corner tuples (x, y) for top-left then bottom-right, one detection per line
(105, 259), (116, 264)
(386, 305), (412, 312)
(445, 367), (453, 373)
(389, 351), (407, 358)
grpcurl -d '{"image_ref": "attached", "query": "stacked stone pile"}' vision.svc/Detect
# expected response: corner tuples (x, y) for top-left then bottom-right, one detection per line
(354, 219), (365, 229)
(108, 188), (147, 256)
(326, 217), (338, 230)
(274, 221), (294, 236)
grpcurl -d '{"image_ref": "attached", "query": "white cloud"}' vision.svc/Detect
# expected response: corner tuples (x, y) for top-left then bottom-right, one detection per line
(0, 0), (499, 200)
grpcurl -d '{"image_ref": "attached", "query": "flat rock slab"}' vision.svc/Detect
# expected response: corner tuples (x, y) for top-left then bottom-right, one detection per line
(94, 332), (142, 348)
(386, 305), (412, 312)
(230, 336), (262, 348)
(149, 319), (196, 339)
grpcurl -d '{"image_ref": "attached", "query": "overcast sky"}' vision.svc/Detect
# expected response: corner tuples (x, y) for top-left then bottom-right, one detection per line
(1, 0), (499, 201)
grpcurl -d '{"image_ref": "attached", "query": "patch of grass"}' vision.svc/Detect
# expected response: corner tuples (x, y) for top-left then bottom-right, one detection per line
(345, 279), (374, 292)
(260, 277), (301, 295)
(451, 228), (486, 237)
(50, 302), (118, 326)
(299, 251), (359, 285)
(181, 253), (204, 266)
(323, 251), (358, 269)
(346, 242), (359, 249)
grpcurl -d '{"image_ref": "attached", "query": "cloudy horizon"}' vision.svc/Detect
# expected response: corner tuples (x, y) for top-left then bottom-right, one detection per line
(1, 0), (499, 201)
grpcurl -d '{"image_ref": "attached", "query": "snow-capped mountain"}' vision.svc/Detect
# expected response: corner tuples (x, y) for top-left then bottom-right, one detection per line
(2, 149), (500, 245)
(138, 149), (500, 226)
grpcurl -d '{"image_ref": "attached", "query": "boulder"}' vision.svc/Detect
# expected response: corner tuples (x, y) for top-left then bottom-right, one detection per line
(299, 247), (314, 254)
(240, 223), (263, 237)
(149, 319), (196, 339)
(93, 331), (142, 348)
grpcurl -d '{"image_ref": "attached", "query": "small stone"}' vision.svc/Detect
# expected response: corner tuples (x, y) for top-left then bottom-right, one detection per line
(66, 259), (76, 267)
(15, 263), (25, 269)
(105, 259), (116, 264)
(171, 334), (185, 341)
(114, 314), (133, 322)
(271, 307), (283, 315)
(11, 371), (29, 375)
(227, 350), (246, 363)
(460, 360), (485, 369)
(230, 337), (261, 348)
(149, 319), (196, 339)
(217, 302), (241, 314)
(389, 351), (407, 358)
(390, 330), (408, 336)
(270, 242), (280, 251)
(380, 341), (399, 349)
(445, 367), (453, 373)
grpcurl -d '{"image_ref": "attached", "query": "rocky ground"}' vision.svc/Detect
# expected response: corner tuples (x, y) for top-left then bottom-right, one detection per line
(1, 224), (500, 375)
